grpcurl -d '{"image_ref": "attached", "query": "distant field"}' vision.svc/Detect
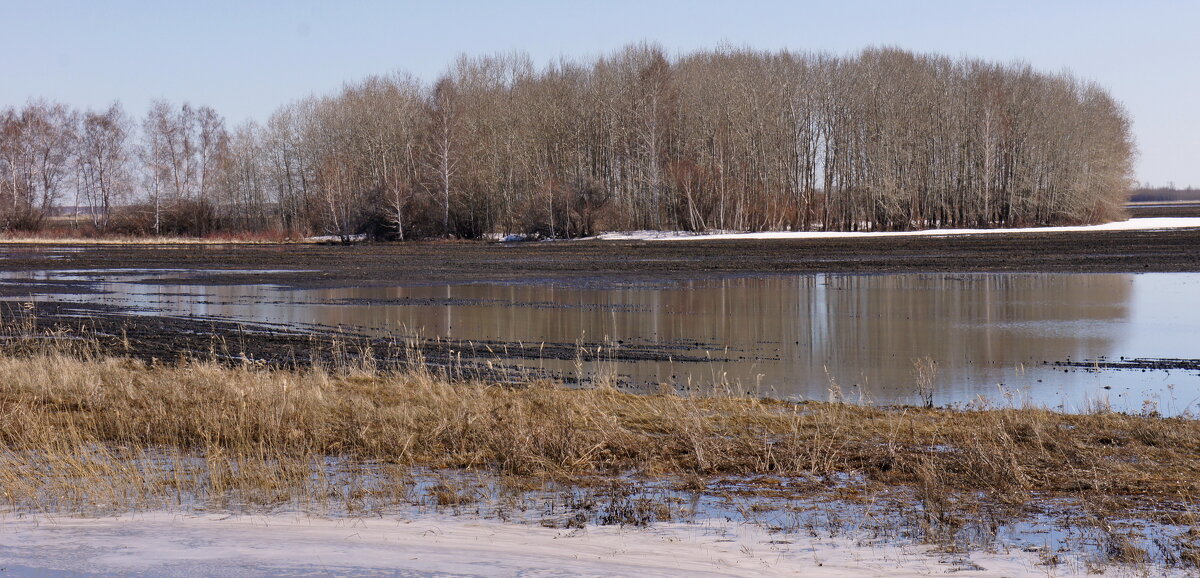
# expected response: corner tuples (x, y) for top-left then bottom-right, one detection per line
(1125, 200), (1200, 218)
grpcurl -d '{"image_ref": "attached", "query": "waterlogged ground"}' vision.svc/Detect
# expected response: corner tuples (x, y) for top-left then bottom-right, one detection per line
(2, 229), (1200, 575)
(2, 267), (1199, 414)
(1, 223), (1199, 412)
(0, 464), (1185, 576)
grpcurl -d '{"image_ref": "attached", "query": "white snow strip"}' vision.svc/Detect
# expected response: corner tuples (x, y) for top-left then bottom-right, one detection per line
(304, 233), (368, 242)
(588, 217), (1200, 242)
(0, 511), (1126, 576)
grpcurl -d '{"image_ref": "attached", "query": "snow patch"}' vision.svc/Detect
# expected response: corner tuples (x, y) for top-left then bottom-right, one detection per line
(304, 233), (367, 243)
(587, 217), (1200, 242)
(0, 511), (1118, 576)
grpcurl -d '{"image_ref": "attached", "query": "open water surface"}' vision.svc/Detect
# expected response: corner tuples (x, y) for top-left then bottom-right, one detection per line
(6, 270), (1199, 414)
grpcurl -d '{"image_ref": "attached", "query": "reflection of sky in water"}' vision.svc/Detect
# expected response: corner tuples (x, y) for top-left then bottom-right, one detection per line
(4, 270), (1199, 415)
(1127, 274), (1200, 360)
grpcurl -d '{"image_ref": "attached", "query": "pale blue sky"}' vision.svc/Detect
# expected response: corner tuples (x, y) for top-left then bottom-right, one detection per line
(2, 0), (1196, 186)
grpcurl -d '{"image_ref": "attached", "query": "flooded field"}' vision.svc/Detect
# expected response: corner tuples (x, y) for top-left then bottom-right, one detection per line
(5, 269), (1198, 414)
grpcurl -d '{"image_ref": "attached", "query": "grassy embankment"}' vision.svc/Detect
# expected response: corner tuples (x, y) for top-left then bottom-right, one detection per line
(1, 315), (1199, 566)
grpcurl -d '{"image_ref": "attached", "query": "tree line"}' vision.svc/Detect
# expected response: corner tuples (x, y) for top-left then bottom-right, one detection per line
(0, 45), (1136, 239)
(1129, 185), (1200, 203)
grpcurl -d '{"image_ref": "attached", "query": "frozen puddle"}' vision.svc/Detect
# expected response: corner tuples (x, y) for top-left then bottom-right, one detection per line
(0, 511), (1121, 577)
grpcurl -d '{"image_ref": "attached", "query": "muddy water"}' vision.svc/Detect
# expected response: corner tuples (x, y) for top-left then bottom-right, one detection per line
(9, 270), (1200, 413)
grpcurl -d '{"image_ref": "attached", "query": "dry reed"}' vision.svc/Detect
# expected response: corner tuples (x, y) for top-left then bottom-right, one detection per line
(1, 351), (1198, 512)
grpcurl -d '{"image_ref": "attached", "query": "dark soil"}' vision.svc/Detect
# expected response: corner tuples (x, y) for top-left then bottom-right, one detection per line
(0, 301), (721, 384)
(1052, 357), (1200, 373)
(1, 226), (1199, 292)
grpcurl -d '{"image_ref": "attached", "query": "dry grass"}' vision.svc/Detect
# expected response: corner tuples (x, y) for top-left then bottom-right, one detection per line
(1, 350), (1199, 513)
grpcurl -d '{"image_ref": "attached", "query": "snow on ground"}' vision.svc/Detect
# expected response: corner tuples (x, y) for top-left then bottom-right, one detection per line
(0, 511), (1130, 577)
(304, 233), (368, 242)
(587, 217), (1200, 242)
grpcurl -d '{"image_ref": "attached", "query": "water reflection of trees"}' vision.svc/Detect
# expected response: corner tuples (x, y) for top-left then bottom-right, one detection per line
(169, 274), (1135, 403)
(533, 274), (1131, 399)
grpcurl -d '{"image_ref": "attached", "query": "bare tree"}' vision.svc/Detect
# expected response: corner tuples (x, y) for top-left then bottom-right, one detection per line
(0, 101), (76, 230)
(427, 74), (460, 236)
(75, 103), (131, 230)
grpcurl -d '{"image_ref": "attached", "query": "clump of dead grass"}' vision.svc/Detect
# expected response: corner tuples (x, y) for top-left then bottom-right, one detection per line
(1, 350), (1199, 513)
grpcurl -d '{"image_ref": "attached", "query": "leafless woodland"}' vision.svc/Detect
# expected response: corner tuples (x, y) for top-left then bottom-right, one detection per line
(0, 45), (1135, 239)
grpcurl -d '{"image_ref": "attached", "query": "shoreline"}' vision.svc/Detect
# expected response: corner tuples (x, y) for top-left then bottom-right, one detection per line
(2, 225), (1200, 292)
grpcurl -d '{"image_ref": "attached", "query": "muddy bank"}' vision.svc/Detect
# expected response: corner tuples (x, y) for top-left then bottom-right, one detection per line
(1053, 357), (1200, 373)
(0, 227), (1199, 291)
(0, 301), (729, 388)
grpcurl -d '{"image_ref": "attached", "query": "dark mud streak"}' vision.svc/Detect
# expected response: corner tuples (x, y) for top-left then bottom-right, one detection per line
(0, 302), (730, 389)
(1052, 358), (1200, 373)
